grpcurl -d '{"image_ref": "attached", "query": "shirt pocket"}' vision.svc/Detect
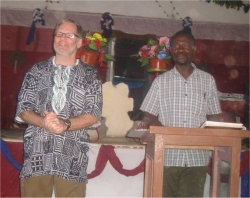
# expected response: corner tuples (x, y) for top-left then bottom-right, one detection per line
(191, 92), (207, 116)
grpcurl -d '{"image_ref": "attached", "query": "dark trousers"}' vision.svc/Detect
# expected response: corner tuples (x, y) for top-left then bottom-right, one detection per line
(162, 166), (207, 197)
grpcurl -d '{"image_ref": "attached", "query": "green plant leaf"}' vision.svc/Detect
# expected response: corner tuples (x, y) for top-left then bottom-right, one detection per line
(139, 58), (149, 67)
(105, 54), (115, 61)
(89, 41), (98, 50)
(137, 57), (144, 62)
(159, 43), (165, 50)
(147, 38), (155, 47)
(101, 42), (108, 48)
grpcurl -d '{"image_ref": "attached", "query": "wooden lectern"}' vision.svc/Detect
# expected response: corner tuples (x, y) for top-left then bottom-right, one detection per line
(140, 126), (250, 197)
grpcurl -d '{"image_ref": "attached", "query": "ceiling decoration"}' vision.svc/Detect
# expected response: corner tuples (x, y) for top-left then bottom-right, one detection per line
(155, 0), (183, 20)
(45, 0), (60, 10)
(206, 0), (249, 13)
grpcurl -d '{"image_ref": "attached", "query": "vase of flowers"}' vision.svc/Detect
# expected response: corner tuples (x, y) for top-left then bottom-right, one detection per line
(148, 58), (167, 72)
(135, 36), (171, 72)
(76, 31), (115, 68)
(81, 50), (100, 67)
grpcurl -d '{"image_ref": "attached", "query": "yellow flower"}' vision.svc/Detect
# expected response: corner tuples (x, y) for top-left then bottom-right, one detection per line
(93, 33), (107, 43)
(85, 35), (95, 41)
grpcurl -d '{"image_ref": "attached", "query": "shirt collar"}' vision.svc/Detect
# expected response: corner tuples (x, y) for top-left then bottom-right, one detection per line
(173, 63), (199, 77)
(52, 56), (79, 67)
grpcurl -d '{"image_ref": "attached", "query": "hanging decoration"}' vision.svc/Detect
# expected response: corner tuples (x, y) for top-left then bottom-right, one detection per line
(155, 0), (182, 20)
(100, 12), (114, 38)
(7, 51), (25, 74)
(182, 16), (193, 34)
(26, 8), (46, 45)
(206, 0), (249, 13)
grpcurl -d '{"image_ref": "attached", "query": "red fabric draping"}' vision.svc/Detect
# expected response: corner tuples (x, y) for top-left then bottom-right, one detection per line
(1, 142), (144, 197)
(1, 142), (23, 197)
(87, 145), (145, 179)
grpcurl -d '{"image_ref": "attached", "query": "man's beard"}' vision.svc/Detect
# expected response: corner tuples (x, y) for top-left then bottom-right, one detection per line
(54, 44), (77, 57)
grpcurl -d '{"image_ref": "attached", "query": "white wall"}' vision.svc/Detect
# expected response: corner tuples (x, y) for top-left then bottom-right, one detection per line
(1, 0), (249, 25)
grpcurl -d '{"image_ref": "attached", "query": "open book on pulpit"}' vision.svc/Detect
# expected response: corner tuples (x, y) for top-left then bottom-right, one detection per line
(200, 121), (244, 129)
(127, 121), (244, 139)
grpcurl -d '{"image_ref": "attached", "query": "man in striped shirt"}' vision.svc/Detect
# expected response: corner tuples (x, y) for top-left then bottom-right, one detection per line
(140, 30), (222, 197)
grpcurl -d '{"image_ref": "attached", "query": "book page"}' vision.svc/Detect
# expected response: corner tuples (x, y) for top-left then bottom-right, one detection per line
(200, 121), (243, 129)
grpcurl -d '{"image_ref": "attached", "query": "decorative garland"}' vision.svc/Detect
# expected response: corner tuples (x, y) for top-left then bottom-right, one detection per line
(206, 0), (249, 13)
(2, 139), (249, 178)
(1, 139), (22, 171)
(1, 139), (145, 178)
(88, 145), (145, 179)
(155, 0), (183, 20)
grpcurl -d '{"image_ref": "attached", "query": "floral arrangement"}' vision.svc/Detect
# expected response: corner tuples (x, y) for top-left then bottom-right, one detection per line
(136, 36), (171, 67)
(82, 31), (115, 63)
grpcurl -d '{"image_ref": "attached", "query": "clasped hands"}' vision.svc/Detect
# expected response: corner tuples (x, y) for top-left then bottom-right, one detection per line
(43, 110), (66, 134)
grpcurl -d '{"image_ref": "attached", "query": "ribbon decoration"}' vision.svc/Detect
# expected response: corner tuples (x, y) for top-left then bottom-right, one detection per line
(100, 12), (114, 38)
(88, 145), (145, 179)
(0, 139), (22, 171)
(182, 16), (193, 34)
(26, 8), (45, 45)
(1, 139), (145, 178)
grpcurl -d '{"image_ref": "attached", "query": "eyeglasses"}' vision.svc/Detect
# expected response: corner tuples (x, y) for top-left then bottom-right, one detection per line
(54, 32), (81, 39)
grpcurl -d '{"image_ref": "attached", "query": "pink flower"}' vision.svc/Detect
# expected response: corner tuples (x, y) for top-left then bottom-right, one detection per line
(150, 44), (159, 54)
(158, 36), (170, 51)
(139, 45), (151, 58)
(158, 36), (169, 45)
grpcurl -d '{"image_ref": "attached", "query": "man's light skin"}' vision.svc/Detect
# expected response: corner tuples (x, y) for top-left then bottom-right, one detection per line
(19, 21), (98, 134)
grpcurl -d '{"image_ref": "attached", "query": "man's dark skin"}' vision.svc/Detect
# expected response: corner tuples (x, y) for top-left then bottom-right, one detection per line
(142, 32), (222, 126)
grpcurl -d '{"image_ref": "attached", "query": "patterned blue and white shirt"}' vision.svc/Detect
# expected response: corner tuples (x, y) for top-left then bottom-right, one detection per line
(15, 56), (102, 183)
(140, 63), (221, 167)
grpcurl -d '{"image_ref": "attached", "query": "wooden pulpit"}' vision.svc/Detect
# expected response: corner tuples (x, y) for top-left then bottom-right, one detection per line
(140, 126), (250, 197)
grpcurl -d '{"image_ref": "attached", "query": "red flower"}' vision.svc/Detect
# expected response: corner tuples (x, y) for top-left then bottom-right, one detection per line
(95, 40), (101, 49)
(83, 38), (90, 46)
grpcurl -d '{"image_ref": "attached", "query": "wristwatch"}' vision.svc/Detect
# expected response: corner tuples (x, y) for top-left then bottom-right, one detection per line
(63, 119), (71, 131)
